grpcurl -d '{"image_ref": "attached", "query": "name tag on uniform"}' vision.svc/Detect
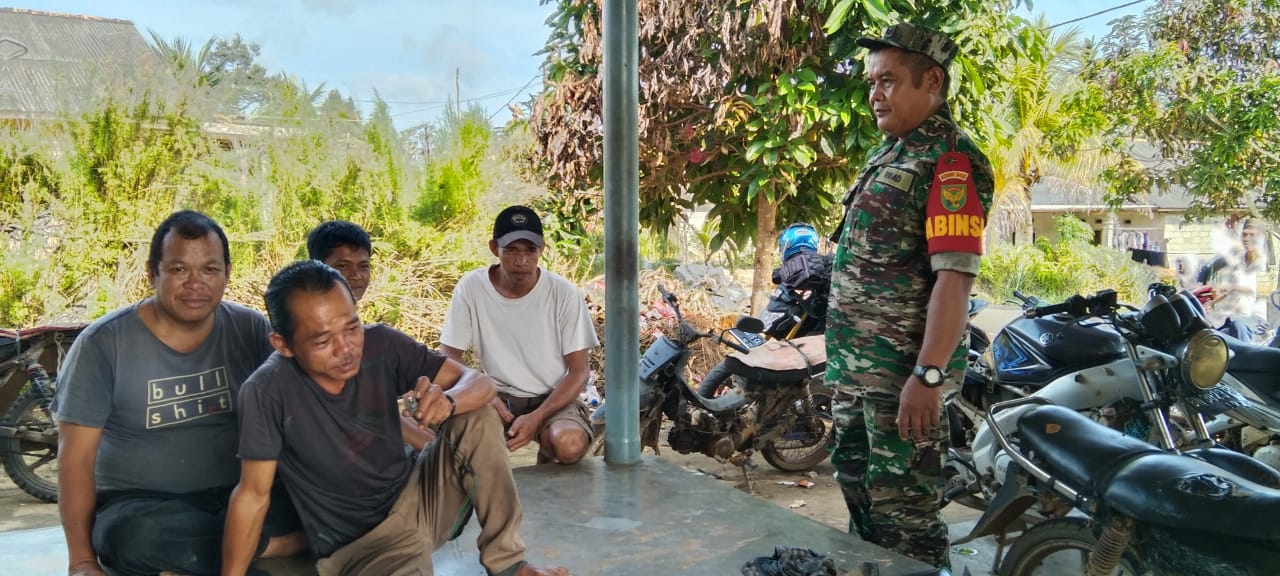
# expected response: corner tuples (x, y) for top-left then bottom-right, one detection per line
(874, 167), (915, 193)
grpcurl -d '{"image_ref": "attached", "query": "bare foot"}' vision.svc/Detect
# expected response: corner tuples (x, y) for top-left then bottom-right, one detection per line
(515, 563), (570, 576)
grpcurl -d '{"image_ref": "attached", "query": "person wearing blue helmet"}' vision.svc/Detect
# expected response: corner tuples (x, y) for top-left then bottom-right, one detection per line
(779, 223), (821, 260)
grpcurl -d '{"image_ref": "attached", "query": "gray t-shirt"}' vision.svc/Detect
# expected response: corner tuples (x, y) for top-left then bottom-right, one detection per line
(51, 302), (273, 493)
(237, 324), (446, 558)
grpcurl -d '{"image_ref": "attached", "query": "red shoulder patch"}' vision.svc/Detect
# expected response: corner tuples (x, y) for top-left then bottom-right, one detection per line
(925, 152), (985, 255)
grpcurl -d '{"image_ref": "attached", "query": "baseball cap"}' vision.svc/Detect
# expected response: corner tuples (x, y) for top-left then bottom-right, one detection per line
(493, 205), (544, 248)
(856, 23), (958, 69)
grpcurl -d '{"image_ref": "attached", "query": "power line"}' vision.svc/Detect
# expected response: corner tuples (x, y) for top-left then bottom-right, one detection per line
(1048, 0), (1151, 30)
(488, 73), (543, 122)
(352, 80), (542, 106)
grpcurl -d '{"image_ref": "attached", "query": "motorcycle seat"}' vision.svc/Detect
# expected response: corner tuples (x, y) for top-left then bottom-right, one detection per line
(1018, 404), (1161, 492)
(1104, 452), (1280, 541)
(1224, 337), (1280, 401)
(1020, 405), (1280, 541)
(724, 335), (826, 386)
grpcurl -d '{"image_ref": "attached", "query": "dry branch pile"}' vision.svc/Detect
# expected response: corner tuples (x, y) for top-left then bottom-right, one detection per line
(585, 268), (744, 397)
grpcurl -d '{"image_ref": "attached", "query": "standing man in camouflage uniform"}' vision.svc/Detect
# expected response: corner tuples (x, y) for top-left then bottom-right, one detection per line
(824, 23), (993, 568)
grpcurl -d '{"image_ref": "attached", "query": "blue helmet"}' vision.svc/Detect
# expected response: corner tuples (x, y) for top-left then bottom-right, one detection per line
(778, 223), (819, 260)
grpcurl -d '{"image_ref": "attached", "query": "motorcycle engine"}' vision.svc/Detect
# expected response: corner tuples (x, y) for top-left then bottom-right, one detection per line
(667, 409), (735, 459)
(1099, 398), (1152, 441)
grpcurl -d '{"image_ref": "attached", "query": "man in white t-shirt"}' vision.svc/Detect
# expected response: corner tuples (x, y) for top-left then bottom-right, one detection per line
(1200, 218), (1268, 341)
(440, 206), (600, 464)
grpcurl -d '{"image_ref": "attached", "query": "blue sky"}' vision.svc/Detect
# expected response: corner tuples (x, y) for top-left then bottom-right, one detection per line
(17, 0), (1149, 130)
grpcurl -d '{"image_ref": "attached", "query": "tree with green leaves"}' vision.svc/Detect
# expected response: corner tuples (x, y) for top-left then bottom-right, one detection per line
(983, 19), (1121, 242)
(412, 102), (493, 225)
(147, 32), (272, 115)
(1093, 0), (1280, 221)
(530, 0), (1034, 312)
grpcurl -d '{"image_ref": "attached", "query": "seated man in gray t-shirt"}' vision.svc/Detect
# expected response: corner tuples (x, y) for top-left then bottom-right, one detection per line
(224, 260), (566, 576)
(52, 210), (304, 576)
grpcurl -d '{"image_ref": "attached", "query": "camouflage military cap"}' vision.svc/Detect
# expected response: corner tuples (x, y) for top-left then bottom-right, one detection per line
(856, 23), (958, 69)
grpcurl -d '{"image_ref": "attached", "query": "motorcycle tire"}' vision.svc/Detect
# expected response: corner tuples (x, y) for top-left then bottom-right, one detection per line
(998, 517), (1145, 576)
(1, 387), (60, 503)
(697, 362), (734, 399)
(761, 391), (833, 472)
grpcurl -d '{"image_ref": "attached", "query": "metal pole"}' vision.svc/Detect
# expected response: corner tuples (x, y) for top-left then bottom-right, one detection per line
(603, 0), (640, 464)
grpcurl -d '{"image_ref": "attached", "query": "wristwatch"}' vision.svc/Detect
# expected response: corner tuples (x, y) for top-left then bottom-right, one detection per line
(913, 364), (946, 388)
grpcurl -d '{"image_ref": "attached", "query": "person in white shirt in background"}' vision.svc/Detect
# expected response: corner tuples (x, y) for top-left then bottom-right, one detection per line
(1198, 218), (1269, 342)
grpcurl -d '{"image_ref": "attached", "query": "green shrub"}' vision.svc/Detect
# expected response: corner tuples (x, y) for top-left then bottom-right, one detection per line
(977, 214), (1159, 305)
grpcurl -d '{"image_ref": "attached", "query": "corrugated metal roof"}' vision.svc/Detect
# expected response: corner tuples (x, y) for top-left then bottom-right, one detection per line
(0, 7), (154, 117)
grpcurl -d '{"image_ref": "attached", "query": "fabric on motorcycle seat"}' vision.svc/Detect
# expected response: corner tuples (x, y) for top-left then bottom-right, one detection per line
(1017, 405), (1162, 494)
(0, 325), (86, 339)
(724, 335), (826, 386)
(0, 325), (85, 362)
(1103, 452), (1280, 541)
(1224, 337), (1280, 403)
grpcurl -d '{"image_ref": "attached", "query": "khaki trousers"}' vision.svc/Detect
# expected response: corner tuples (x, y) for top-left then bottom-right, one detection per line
(316, 408), (527, 576)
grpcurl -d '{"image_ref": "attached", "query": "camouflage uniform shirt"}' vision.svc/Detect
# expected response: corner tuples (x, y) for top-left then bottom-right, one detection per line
(825, 108), (994, 399)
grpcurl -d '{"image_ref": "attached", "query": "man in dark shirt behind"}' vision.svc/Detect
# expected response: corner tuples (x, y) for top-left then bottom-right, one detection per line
(222, 259), (567, 576)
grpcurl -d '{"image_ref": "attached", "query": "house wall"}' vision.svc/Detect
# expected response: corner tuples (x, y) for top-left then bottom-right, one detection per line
(1030, 209), (1164, 248)
(1161, 217), (1217, 257)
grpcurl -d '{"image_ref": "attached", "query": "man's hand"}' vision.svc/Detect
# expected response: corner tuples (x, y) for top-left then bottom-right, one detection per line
(489, 396), (514, 424)
(505, 412), (544, 452)
(399, 415), (436, 450)
(68, 559), (106, 576)
(408, 377), (454, 427)
(897, 376), (942, 442)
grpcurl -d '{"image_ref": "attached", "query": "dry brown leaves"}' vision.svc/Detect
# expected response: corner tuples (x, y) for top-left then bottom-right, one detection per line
(532, 0), (827, 195)
(585, 268), (741, 396)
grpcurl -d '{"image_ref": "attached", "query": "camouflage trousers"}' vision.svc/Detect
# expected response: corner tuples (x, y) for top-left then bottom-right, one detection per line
(829, 388), (950, 569)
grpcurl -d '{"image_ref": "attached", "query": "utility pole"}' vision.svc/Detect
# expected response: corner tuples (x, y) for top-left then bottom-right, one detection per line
(603, 0), (640, 465)
(455, 68), (461, 110)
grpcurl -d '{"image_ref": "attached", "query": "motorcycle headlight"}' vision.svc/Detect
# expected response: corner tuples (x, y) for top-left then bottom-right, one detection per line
(1179, 329), (1229, 389)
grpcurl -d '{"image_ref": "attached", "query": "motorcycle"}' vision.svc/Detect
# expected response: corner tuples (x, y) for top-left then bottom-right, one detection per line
(1198, 326), (1280, 471)
(966, 397), (1280, 575)
(946, 287), (1280, 516)
(0, 324), (86, 502)
(696, 254), (832, 399)
(700, 283), (988, 399)
(594, 285), (833, 472)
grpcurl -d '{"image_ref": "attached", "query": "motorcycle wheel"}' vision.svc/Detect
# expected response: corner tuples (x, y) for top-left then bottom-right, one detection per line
(1, 388), (59, 503)
(697, 362), (734, 399)
(998, 517), (1144, 576)
(761, 391), (833, 472)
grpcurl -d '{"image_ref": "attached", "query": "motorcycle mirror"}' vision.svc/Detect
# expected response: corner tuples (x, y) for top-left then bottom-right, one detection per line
(734, 315), (765, 334)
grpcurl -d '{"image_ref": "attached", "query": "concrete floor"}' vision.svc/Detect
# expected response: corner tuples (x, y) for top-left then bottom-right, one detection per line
(0, 305), (1030, 575)
(0, 456), (937, 576)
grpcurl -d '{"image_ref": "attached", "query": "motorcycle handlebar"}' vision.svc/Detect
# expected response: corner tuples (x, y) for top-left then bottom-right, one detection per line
(1024, 290), (1118, 320)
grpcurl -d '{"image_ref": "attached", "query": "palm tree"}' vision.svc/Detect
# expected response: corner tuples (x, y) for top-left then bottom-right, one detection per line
(985, 19), (1120, 244)
(147, 31), (218, 86)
